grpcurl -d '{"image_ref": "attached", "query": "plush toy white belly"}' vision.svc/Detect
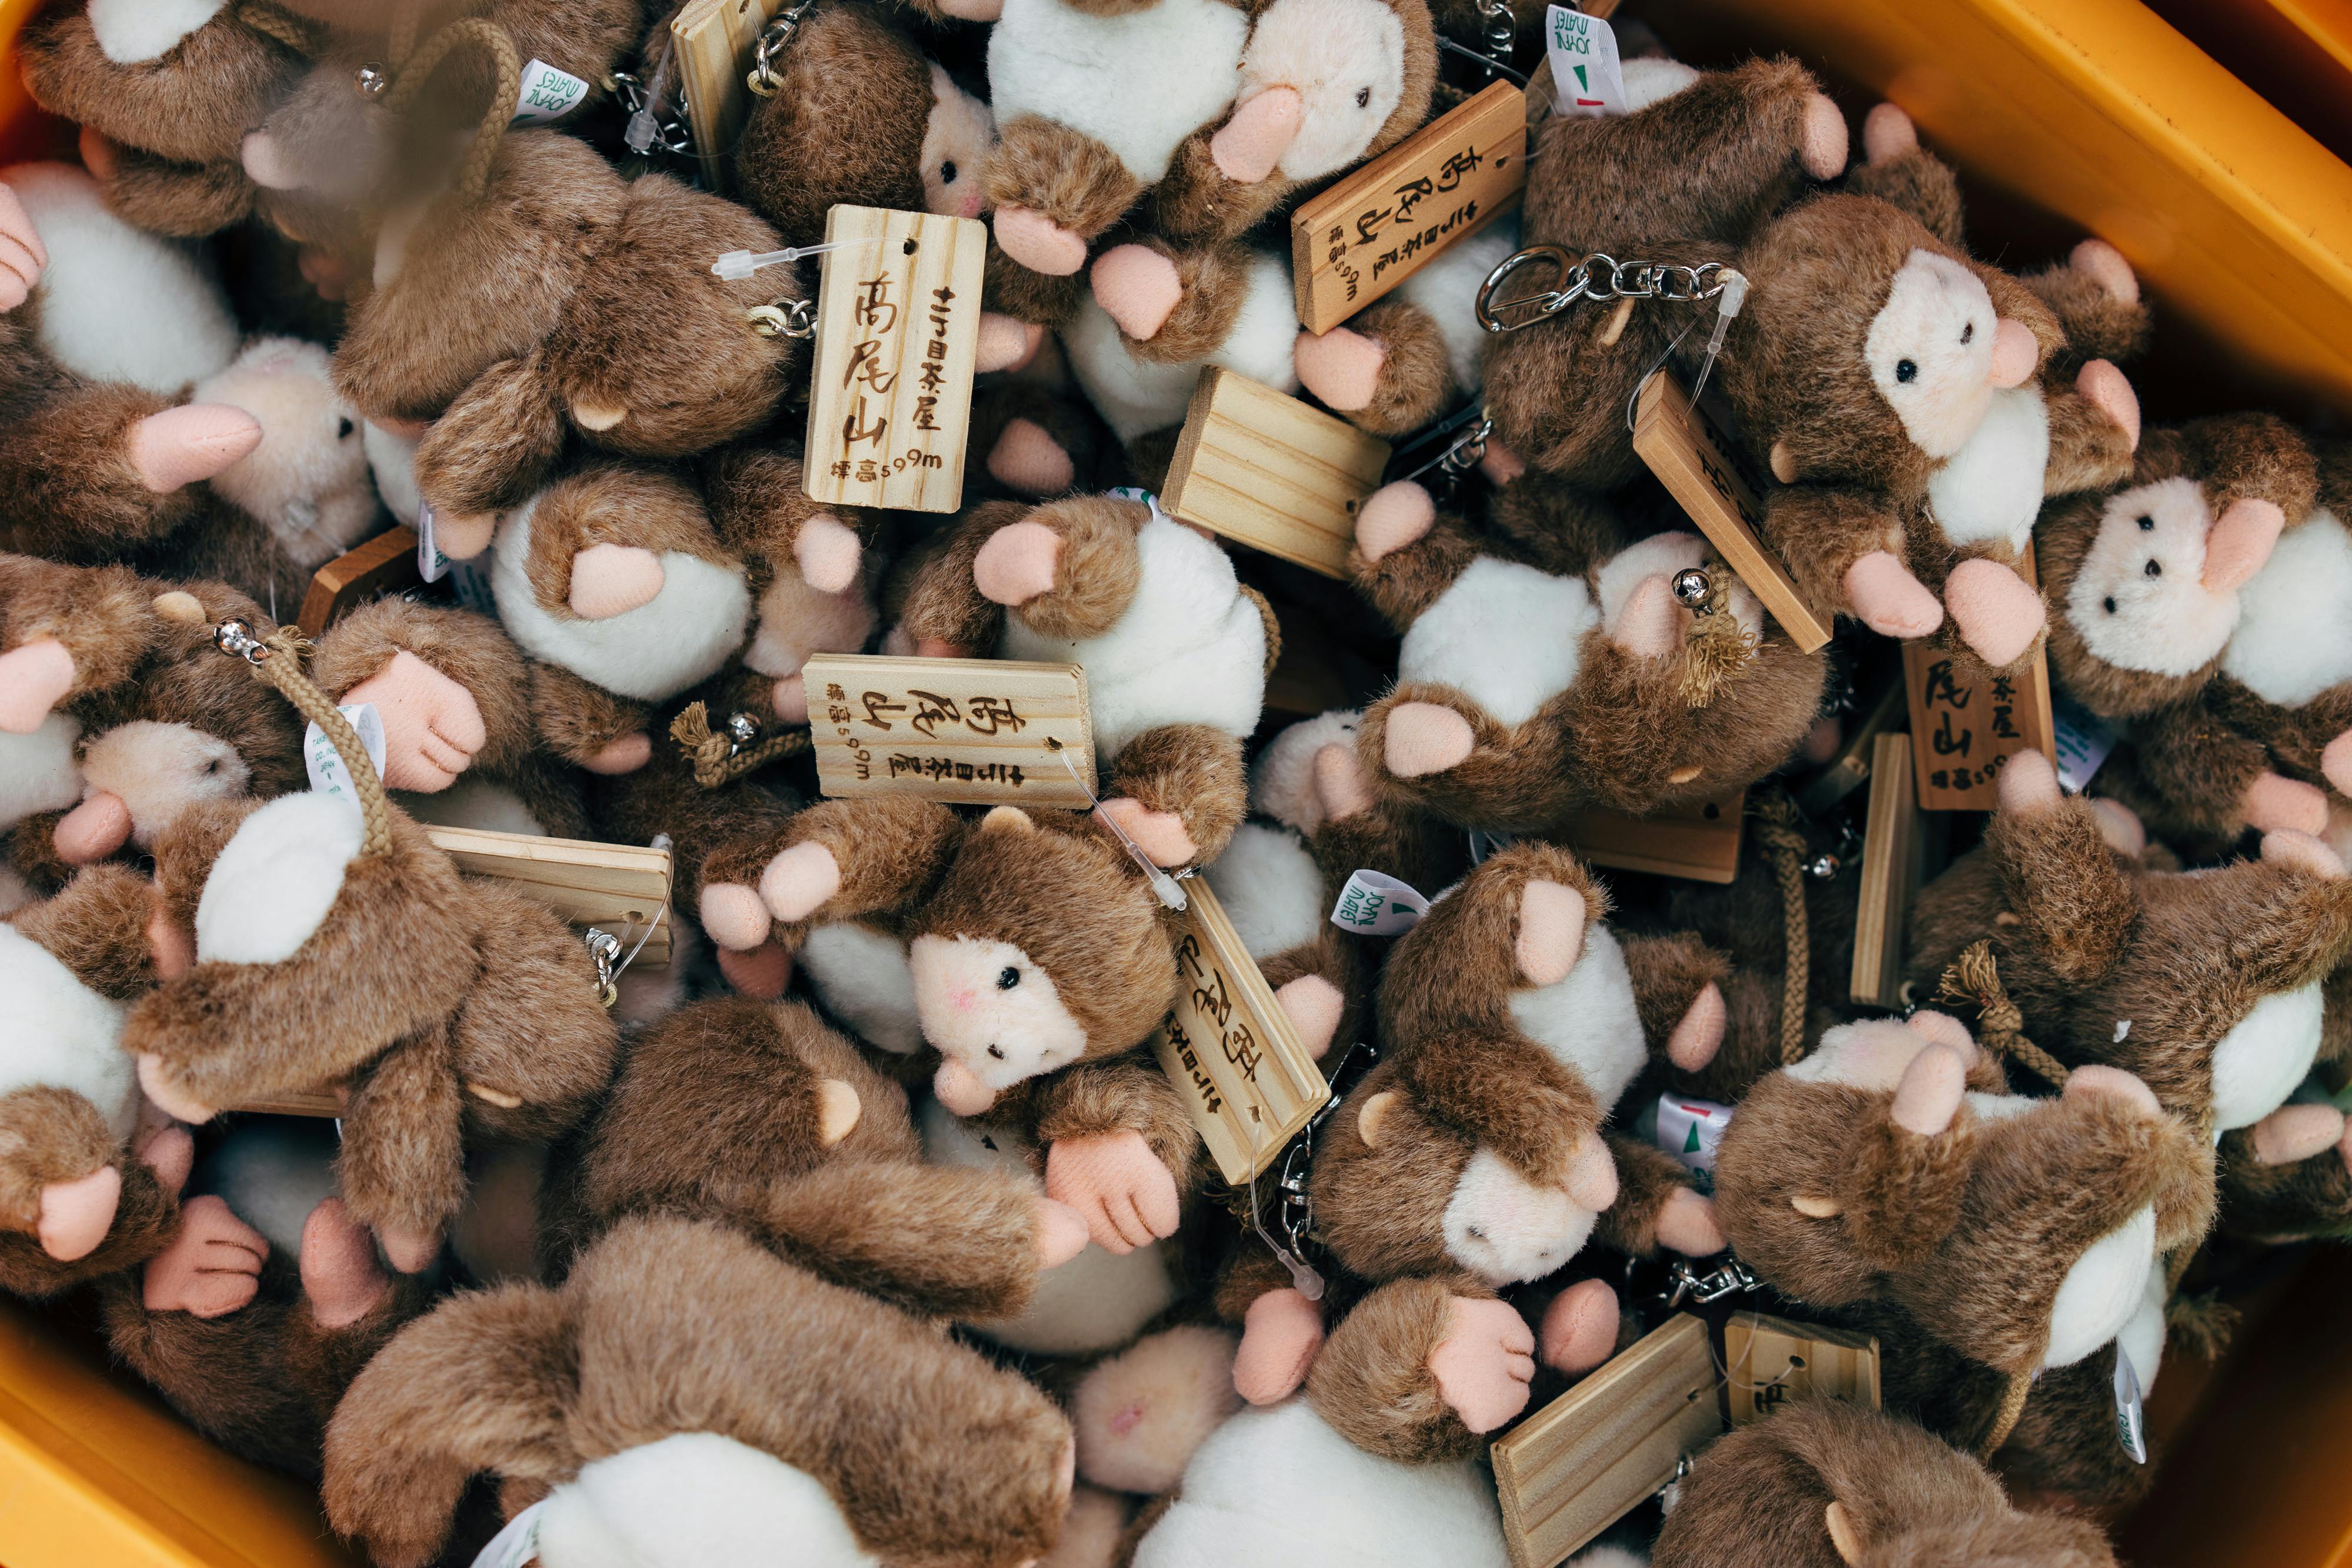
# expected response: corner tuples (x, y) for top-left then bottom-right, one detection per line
(1398, 559), (1596, 727)
(2223, 507), (2352, 708)
(1925, 384), (2050, 552)
(988, 0), (1248, 182)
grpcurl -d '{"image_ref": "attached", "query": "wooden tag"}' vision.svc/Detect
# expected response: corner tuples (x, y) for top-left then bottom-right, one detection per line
(802, 205), (987, 514)
(801, 653), (1096, 807)
(1288, 79), (1528, 336)
(1796, 672), (1906, 817)
(1725, 1312), (1881, 1425)
(1903, 548), (2058, 811)
(670, 0), (784, 192)
(1563, 788), (1746, 884)
(1150, 880), (1331, 1185)
(296, 526), (421, 636)
(1159, 367), (1392, 579)
(1850, 733), (1922, 1007)
(1632, 375), (1834, 655)
(1494, 1313), (1722, 1568)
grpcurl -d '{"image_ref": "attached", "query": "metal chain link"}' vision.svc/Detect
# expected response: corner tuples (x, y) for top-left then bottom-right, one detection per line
(744, 299), (816, 339)
(611, 69), (692, 156)
(1476, 245), (1742, 334)
(746, 0), (824, 96)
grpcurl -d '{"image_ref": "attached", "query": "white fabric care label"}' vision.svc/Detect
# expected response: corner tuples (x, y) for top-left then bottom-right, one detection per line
(471, 1497), (549, 1568)
(2113, 1345), (2148, 1463)
(1545, 6), (1625, 119)
(305, 703), (387, 800)
(1655, 1092), (1734, 1173)
(1329, 870), (1431, 935)
(416, 499), (450, 584)
(512, 59), (591, 126)
(2050, 694), (2120, 794)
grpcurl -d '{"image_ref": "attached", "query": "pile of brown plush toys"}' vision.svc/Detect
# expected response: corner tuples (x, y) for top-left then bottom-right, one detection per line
(1, 0), (2348, 1563)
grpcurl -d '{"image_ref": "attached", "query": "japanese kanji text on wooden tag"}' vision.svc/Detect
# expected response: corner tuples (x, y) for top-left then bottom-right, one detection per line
(1159, 367), (1391, 579)
(1725, 1312), (1882, 1425)
(1151, 880), (1331, 1185)
(801, 653), (1095, 806)
(1289, 79), (1528, 336)
(803, 205), (987, 513)
(1903, 548), (2057, 810)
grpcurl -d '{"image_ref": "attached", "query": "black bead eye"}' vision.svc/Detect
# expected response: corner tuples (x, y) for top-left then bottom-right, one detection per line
(940, 160), (957, 183)
(996, 965), (1019, 989)
(203, 757), (220, 774)
(2137, 514), (2154, 531)
(1355, 86), (1371, 108)
(986, 1044), (1005, 1060)
(336, 417), (354, 439)
(1960, 322), (1974, 344)
(2103, 596), (2118, 614)
(2144, 559), (2161, 577)
(1896, 359), (1918, 383)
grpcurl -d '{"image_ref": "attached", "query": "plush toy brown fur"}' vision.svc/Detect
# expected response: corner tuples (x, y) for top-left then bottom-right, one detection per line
(322, 1213), (1077, 1568)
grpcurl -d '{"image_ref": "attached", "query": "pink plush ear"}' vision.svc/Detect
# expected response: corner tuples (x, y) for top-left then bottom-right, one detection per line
(2203, 497), (2286, 593)
(1610, 576), (1682, 658)
(1989, 319), (2038, 388)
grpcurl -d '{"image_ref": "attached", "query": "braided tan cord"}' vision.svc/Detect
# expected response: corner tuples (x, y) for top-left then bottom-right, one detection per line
(1976, 1368), (2034, 1461)
(235, 0), (328, 56)
(670, 702), (813, 789)
(381, 16), (522, 202)
(1935, 941), (2072, 1088)
(389, 0), (423, 70)
(244, 627), (393, 858)
(1753, 794), (1812, 1065)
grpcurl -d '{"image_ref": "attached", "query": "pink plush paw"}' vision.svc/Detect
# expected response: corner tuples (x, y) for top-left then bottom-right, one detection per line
(1045, 1129), (1181, 1255)
(2244, 773), (2329, 838)
(239, 129), (300, 191)
(1211, 86), (1303, 182)
(430, 510), (496, 560)
(0, 180), (45, 313)
(974, 520), (1064, 605)
(136, 1055), (215, 1125)
(1905, 1009), (1981, 1065)
(1095, 798), (1198, 867)
(138, 1124), (195, 1198)
(0, 639), (75, 733)
(2072, 238), (2140, 306)
(2324, 731), (2352, 798)
(583, 733), (652, 774)
(1996, 747), (2063, 815)
(1353, 481), (1435, 562)
(77, 125), (119, 182)
(1804, 715), (1843, 764)
(1311, 741), (1372, 822)
(759, 841), (844, 924)
(988, 418), (1077, 495)
(1802, 92), (1851, 179)
(934, 1058), (999, 1116)
(1273, 974), (1345, 1059)
(1429, 1298), (1537, 1433)
(1234, 1288), (1325, 1404)
(1566, 1134), (1618, 1212)
(1091, 245), (1184, 341)
(1989, 318), (2039, 389)
(937, 0), (1003, 17)
(699, 883), (772, 951)
(1611, 575), (1682, 658)
(1943, 557), (2046, 668)
(569, 544), (666, 620)
(1479, 437), (1526, 487)
(1862, 102), (1916, 165)
(2064, 1064), (2162, 1119)
(37, 1165), (121, 1262)
(1890, 1042), (1967, 1136)
(1655, 1188), (1725, 1256)
(2079, 359), (2141, 450)
(147, 897), (194, 982)
(1294, 326), (1386, 413)
(129, 404), (262, 493)
(994, 206), (1089, 277)
(300, 1198), (390, 1329)
(2261, 828), (2348, 879)
(2253, 1103), (2347, 1167)
(298, 244), (350, 303)
(975, 312), (1045, 373)
(1842, 551), (1943, 639)
(2206, 498), (2286, 594)
(377, 1224), (441, 1275)
(792, 514), (862, 594)
(2091, 797), (2147, 856)
(713, 940), (794, 999)
(1035, 1198), (1093, 1269)
(345, 650), (487, 791)
(773, 676), (810, 723)
(142, 1196), (264, 1318)
(1538, 1279), (1618, 1374)
(53, 790), (131, 864)
(1514, 880), (1586, 988)
(1383, 702), (1474, 778)
(1666, 983), (1726, 1071)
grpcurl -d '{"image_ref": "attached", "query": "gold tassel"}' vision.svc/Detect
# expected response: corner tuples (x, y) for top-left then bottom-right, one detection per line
(1679, 566), (1755, 708)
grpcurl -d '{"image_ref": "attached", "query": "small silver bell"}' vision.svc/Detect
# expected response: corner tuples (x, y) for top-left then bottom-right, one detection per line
(1671, 567), (1712, 609)
(725, 711), (761, 748)
(1806, 852), (1842, 880)
(355, 64), (390, 98)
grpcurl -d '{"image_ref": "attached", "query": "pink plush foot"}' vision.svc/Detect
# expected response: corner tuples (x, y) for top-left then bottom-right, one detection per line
(1091, 245), (1184, 341)
(914, 636), (970, 658)
(2072, 238), (2139, 306)
(772, 676), (810, 723)
(1073, 1327), (1238, 1493)
(1354, 481), (1434, 561)
(129, 404), (261, 493)
(1996, 747), (2063, 815)
(974, 520), (1063, 605)
(298, 244), (350, 303)
(37, 1166), (121, 1262)
(2079, 359), (2140, 450)
(1234, 1287), (1325, 1404)
(2262, 827), (2348, 878)
(1514, 880), (1586, 987)
(1480, 437), (1525, 487)
(142, 1196), (264, 1318)
(1538, 1279), (1618, 1374)
(1045, 1129), (1181, 1255)
(1383, 702), (1474, 778)
(52, 790), (131, 864)
(1095, 798), (1198, 867)
(794, 515), (862, 594)
(1802, 92), (1851, 179)
(1862, 102), (1916, 165)
(240, 129), (300, 190)
(2091, 797), (2147, 856)
(0, 180), (45, 313)
(0, 639), (75, 734)
(1273, 974), (1344, 1059)
(1211, 86), (1303, 182)
(2324, 731), (2352, 798)
(1843, 551), (1943, 639)
(2244, 773), (2329, 837)
(77, 125), (119, 182)
(714, 940), (794, 999)
(430, 510), (496, 560)
(1943, 557), (2046, 668)
(1655, 1188), (1725, 1256)
(569, 544), (665, 620)
(1294, 326), (1386, 413)
(1804, 715), (1843, 764)
(1035, 1198), (1092, 1269)
(938, 0), (1003, 17)
(2064, 1064), (2162, 1119)
(1312, 741), (1372, 822)
(1611, 574), (1681, 658)
(345, 650), (487, 791)
(2206, 498), (2286, 594)
(1990, 319), (2039, 389)
(300, 1198), (391, 1329)
(2253, 1103), (2348, 1167)
(1565, 1134), (1619, 1212)
(1666, 983), (1726, 1071)
(934, 1058), (1000, 1116)
(583, 733), (652, 774)
(1428, 1298), (1537, 1433)
(136, 1055), (215, 1125)
(1904, 1009), (1982, 1065)
(1890, 1043), (1967, 1135)
(147, 896), (194, 981)
(759, 841), (843, 924)
(994, 206), (1089, 277)
(988, 418), (1076, 494)
(700, 882), (772, 950)
(975, 312), (1045, 373)
(377, 1224), (441, 1275)
(138, 1124), (195, 1198)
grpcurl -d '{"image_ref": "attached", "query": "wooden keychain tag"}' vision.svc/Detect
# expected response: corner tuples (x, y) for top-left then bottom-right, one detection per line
(1724, 1312), (1882, 1425)
(803, 205), (988, 514)
(1850, 732), (1929, 1007)
(1902, 546), (2057, 810)
(1494, 1313), (1722, 1568)
(801, 653), (1097, 807)
(1289, 78), (1529, 336)
(1159, 367), (1391, 579)
(1562, 787), (1747, 884)
(1151, 879), (1331, 1185)
(297, 526), (423, 636)
(670, 0), (787, 191)
(1632, 375), (1833, 654)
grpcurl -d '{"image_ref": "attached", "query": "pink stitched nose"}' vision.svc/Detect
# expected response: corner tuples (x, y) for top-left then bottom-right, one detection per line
(1110, 1403), (1145, 1437)
(951, 988), (977, 1012)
